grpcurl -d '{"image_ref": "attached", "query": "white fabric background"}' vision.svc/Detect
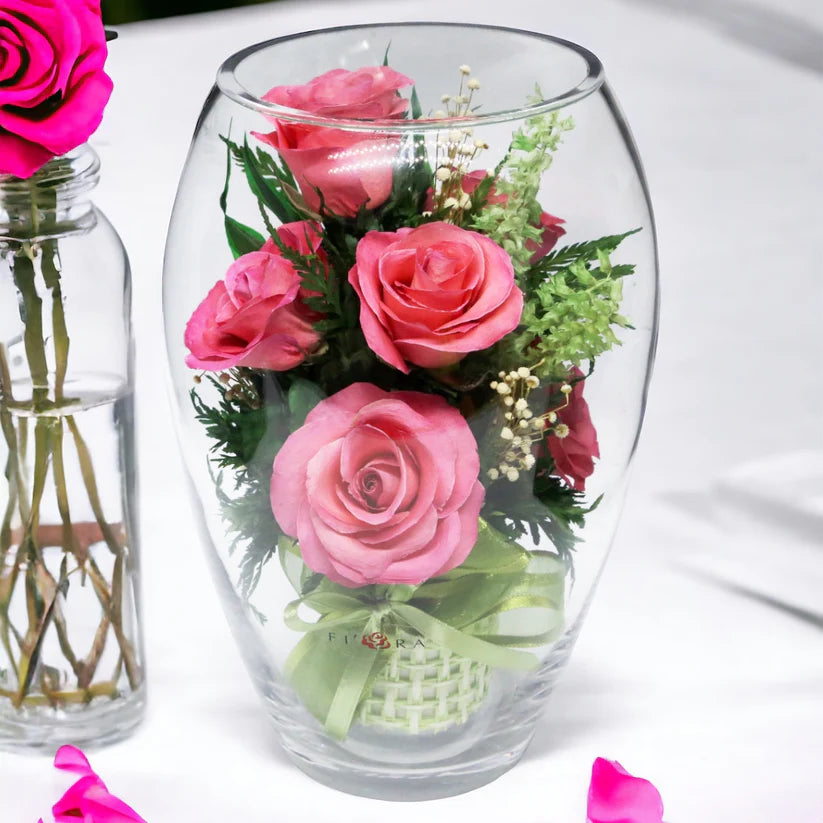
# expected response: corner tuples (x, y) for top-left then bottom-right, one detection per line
(2, 0), (822, 820)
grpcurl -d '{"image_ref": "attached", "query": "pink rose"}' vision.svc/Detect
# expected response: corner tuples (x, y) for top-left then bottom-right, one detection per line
(348, 222), (523, 373)
(460, 170), (566, 264)
(184, 221), (324, 371)
(547, 368), (600, 491)
(270, 383), (485, 588)
(0, 0), (113, 178)
(253, 66), (413, 217)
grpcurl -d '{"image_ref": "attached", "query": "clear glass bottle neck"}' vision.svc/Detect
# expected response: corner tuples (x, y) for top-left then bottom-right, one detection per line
(0, 144), (100, 242)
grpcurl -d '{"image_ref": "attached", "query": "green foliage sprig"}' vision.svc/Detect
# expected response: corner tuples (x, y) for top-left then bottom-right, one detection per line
(470, 96), (574, 276)
(524, 228), (641, 290)
(192, 372), (284, 598)
(515, 232), (638, 379)
(219, 134), (314, 258)
(191, 372), (327, 599)
(482, 465), (599, 575)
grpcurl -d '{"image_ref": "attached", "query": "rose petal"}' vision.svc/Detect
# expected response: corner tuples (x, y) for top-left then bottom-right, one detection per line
(0, 129), (55, 177)
(587, 758), (665, 823)
(54, 744), (94, 775)
(49, 745), (147, 823)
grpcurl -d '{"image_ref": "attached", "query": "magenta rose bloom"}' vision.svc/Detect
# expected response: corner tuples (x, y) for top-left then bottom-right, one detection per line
(547, 369), (600, 491)
(348, 222), (523, 373)
(0, 0), (113, 178)
(184, 221), (324, 372)
(270, 383), (485, 588)
(253, 66), (413, 217)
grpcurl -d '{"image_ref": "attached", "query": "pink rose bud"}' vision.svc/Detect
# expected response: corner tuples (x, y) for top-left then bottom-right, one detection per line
(253, 66), (413, 217)
(184, 221), (325, 371)
(547, 367), (600, 491)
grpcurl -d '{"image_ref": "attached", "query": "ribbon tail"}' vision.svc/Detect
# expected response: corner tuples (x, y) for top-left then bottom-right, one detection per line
(284, 608), (386, 740)
(324, 632), (385, 740)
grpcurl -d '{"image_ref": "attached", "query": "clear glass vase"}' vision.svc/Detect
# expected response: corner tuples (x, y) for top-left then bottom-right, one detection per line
(163, 23), (658, 799)
(0, 145), (145, 749)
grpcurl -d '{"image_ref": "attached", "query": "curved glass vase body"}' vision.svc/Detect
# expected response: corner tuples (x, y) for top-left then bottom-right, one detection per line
(0, 146), (145, 749)
(164, 24), (658, 800)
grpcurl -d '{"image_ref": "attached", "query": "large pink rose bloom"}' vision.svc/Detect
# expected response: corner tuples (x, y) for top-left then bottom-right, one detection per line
(0, 0), (113, 178)
(547, 369), (600, 491)
(270, 383), (485, 588)
(253, 66), (413, 217)
(349, 222), (524, 373)
(184, 221), (324, 371)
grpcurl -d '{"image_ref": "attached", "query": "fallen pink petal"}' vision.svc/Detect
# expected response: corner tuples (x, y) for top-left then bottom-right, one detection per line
(587, 757), (665, 823)
(45, 745), (147, 823)
(54, 745), (94, 775)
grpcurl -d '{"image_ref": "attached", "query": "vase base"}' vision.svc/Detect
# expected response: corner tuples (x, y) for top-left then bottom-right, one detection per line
(264, 625), (584, 800)
(283, 734), (531, 801)
(0, 682), (146, 753)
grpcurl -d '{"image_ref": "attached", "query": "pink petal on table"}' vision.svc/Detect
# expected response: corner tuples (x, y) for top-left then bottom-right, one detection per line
(53, 744), (94, 775)
(587, 757), (665, 823)
(47, 746), (147, 823)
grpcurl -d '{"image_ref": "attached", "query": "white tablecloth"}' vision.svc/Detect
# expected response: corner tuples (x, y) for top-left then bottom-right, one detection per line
(3, 0), (822, 820)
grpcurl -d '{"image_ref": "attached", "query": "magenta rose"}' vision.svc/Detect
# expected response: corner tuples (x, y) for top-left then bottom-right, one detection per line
(270, 383), (485, 588)
(184, 221), (324, 372)
(348, 222), (523, 373)
(547, 369), (600, 491)
(253, 66), (413, 217)
(0, 0), (113, 178)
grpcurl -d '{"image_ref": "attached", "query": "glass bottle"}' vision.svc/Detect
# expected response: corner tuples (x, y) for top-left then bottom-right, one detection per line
(0, 145), (145, 749)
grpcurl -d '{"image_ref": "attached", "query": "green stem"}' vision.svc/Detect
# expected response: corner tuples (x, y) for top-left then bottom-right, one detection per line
(65, 416), (123, 557)
(0, 343), (12, 404)
(11, 252), (49, 410)
(14, 418), (54, 702)
(51, 422), (80, 562)
(0, 678), (120, 706)
(78, 613), (110, 689)
(64, 417), (140, 688)
(0, 414), (17, 572)
(41, 239), (69, 399)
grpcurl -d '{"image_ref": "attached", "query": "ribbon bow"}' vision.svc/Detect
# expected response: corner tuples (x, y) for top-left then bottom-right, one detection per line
(279, 520), (565, 739)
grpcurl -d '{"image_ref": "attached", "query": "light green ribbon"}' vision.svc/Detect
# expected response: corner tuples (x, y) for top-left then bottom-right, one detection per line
(280, 524), (565, 740)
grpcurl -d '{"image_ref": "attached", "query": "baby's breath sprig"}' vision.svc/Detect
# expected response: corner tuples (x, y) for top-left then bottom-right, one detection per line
(486, 364), (572, 483)
(429, 65), (487, 222)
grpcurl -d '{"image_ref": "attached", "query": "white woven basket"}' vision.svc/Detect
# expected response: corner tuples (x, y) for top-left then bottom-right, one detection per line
(358, 644), (491, 735)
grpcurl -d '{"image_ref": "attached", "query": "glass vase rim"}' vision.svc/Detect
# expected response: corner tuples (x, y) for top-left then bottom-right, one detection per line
(0, 143), (100, 199)
(216, 22), (605, 132)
